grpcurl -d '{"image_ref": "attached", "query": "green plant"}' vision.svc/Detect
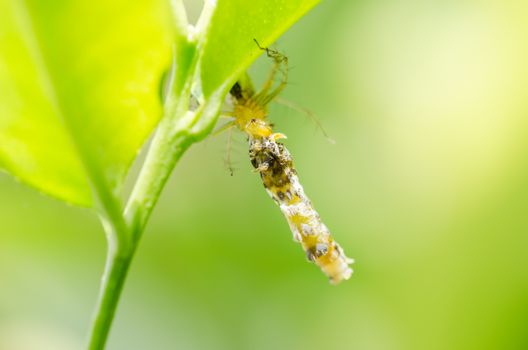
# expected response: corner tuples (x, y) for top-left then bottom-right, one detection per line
(0, 0), (320, 348)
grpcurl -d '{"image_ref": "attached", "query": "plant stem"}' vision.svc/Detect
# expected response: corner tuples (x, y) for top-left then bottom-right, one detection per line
(124, 110), (194, 237)
(85, 3), (227, 347)
(87, 219), (135, 350)
(86, 44), (198, 350)
(85, 79), (205, 350)
(124, 91), (225, 238)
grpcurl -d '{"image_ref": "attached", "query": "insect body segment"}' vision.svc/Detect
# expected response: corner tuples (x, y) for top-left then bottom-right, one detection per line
(249, 136), (353, 284)
(228, 42), (353, 284)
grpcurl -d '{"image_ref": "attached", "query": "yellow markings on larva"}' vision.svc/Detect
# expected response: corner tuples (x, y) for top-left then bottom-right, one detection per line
(287, 194), (301, 205)
(288, 212), (353, 284)
(272, 133), (287, 141)
(300, 234), (321, 253)
(289, 212), (309, 231)
(315, 244), (351, 285)
(268, 183), (301, 205)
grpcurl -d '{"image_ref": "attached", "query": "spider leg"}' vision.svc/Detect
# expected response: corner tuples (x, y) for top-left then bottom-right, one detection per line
(274, 97), (335, 144)
(253, 39), (289, 106)
(211, 120), (235, 137)
(224, 127), (235, 176)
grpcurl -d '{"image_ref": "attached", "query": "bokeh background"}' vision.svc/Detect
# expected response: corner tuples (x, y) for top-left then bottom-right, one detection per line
(1, 0), (528, 349)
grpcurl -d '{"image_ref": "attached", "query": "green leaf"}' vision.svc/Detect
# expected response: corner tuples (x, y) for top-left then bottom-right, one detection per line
(0, 0), (173, 207)
(200, 0), (321, 98)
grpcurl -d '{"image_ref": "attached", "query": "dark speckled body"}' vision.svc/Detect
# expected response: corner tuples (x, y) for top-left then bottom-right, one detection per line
(249, 136), (353, 284)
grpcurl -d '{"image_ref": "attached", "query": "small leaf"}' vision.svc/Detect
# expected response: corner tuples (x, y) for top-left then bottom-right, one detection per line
(200, 0), (321, 98)
(0, 0), (173, 206)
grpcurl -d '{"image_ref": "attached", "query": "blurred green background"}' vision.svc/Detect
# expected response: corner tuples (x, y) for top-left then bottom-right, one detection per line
(2, 0), (528, 349)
